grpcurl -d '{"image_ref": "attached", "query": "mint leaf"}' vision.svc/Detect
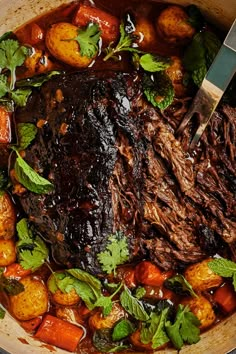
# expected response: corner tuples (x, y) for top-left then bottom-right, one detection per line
(112, 319), (135, 341)
(16, 70), (61, 88)
(120, 285), (149, 321)
(164, 274), (198, 298)
(141, 309), (169, 349)
(16, 218), (49, 271)
(97, 232), (129, 275)
(73, 23), (101, 58)
(14, 151), (53, 194)
(94, 296), (113, 316)
(17, 123), (37, 150)
(208, 257), (236, 290)
(67, 268), (102, 297)
(134, 286), (146, 299)
(11, 88), (32, 107)
(140, 54), (171, 72)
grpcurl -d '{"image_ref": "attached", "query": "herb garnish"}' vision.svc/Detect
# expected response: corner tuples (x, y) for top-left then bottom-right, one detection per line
(0, 268), (24, 296)
(208, 257), (236, 291)
(93, 329), (129, 353)
(120, 285), (149, 321)
(0, 305), (6, 319)
(112, 319), (135, 341)
(165, 274), (198, 298)
(139, 53), (171, 72)
(17, 123), (37, 150)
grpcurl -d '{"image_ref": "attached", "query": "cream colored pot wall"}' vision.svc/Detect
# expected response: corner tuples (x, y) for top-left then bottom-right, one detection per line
(0, 0), (236, 353)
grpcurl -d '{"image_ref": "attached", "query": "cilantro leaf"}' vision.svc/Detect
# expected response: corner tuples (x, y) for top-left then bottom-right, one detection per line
(140, 54), (171, 72)
(164, 274), (198, 298)
(208, 258), (236, 291)
(143, 72), (174, 110)
(0, 305), (5, 319)
(17, 123), (37, 150)
(140, 309), (169, 349)
(0, 74), (8, 98)
(0, 39), (28, 90)
(97, 232), (129, 275)
(16, 218), (49, 271)
(112, 319), (135, 341)
(120, 285), (149, 321)
(165, 304), (201, 350)
(14, 149), (54, 194)
(72, 23), (101, 58)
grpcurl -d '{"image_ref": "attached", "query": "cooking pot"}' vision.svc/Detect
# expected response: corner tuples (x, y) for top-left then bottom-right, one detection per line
(0, 0), (236, 353)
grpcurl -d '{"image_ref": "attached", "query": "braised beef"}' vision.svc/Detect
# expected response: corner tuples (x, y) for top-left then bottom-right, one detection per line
(15, 71), (236, 272)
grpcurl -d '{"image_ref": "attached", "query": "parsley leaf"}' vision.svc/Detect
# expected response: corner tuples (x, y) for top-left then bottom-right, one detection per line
(72, 23), (101, 58)
(140, 309), (169, 349)
(112, 319), (135, 341)
(143, 72), (174, 110)
(97, 232), (129, 275)
(139, 54), (171, 72)
(16, 218), (49, 271)
(165, 304), (201, 350)
(0, 305), (6, 319)
(17, 123), (37, 150)
(120, 285), (149, 321)
(164, 274), (198, 298)
(208, 258), (236, 291)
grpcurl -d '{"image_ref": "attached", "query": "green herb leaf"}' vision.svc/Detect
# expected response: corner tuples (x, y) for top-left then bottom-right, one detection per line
(165, 304), (201, 350)
(143, 72), (174, 110)
(11, 88), (32, 107)
(97, 232), (129, 275)
(120, 285), (149, 321)
(112, 319), (135, 341)
(0, 168), (9, 193)
(0, 74), (9, 98)
(93, 329), (129, 353)
(67, 268), (102, 296)
(186, 5), (205, 30)
(0, 31), (13, 43)
(0, 268), (25, 295)
(16, 218), (49, 271)
(16, 71), (61, 88)
(141, 308), (169, 349)
(17, 123), (37, 150)
(140, 54), (171, 72)
(14, 151), (54, 194)
(94, 296), (113, 316)
(164, 274), (198, 298)
(0, 305), (5, 319)
(134, 286), (146, 299)
(72, 23), (101, 58)
(208, 258), (236, 291)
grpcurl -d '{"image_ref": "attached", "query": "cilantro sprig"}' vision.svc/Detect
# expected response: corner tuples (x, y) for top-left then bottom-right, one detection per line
(208, 257), (236, 291)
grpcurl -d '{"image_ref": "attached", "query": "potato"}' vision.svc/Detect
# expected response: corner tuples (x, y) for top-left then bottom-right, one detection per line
(56, 307), (83, 324)
(130, 329), (153, 351)
(47, 272), (80, 306)
(89, 302), (126, 331)
(46, 22), (95, 68)
(0, 239), (16, 266)
(0, 192), (16, 239)
(24, 49), (54, 76)
(10, 276), (48, 321)
(134, 17), (156, 50)
(156, 5), (195, 44)
(181, 295), (216, 329)
(184, 258), (223, 292)
(165, 56), (187, 97)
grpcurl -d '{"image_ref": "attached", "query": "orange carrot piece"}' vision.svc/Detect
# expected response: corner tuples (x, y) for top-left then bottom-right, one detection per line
(4, 263), (31, 279)
(135, 261), (171, 286)
(0, 107), (11, 143)
(35, 314), (84, 352)
(73, 4), (119, 44)
(29, 23), (44, 45)
(20, 317), (42, 332)
(213, 283), (236, 313)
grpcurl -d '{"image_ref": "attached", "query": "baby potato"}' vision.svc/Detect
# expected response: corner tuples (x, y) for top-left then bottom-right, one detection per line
(10, 276), (48, 321)
(184, 258), (223, 292)
(46, 22), (95, 68)
(156, 5), (195, 44)
(0, 239), (16, 266)
(165, 56), (187, 97)
(47, 273), (80, 306)
(134, 17), (156, 50)
(0, 192), (16, 239)
(181, 295), (216, 329)
(130, 329), (153, 351)
(24, 49), (54, 76)
(89, 302), (126, 331)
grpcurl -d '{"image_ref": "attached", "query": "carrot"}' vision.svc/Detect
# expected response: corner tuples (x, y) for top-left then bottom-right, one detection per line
(135, 261), (171, 286)
(35, 314), (84, 352)
(0, 106), (11, 143)
(20, 317), (42, 332)
(4, 263), (31, 279)
(29, 23), (44, 45)
(213, 283), (236, 313)
(116, 266), (137, 288)
(73, 4), (119, 44)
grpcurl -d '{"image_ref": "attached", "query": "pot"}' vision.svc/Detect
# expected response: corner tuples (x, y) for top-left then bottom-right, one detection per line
(0, 0), (236, 353)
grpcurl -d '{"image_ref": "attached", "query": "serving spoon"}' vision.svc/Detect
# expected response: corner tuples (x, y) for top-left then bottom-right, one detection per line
(176, 19), (236, 149)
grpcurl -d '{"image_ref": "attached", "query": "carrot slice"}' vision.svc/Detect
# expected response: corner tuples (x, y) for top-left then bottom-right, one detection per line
(213, 282), (236, 313)
(0, 106), (11, 143)
(135, 261), (171, 286)
(35, 314), (84, 352)
(4, 263), (31, 279)
(20, 317), (42, 332)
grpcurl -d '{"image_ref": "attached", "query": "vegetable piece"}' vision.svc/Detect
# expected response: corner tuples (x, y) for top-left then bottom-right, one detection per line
(181, 295), (216, 329)
(0, 268), (24, 295)
(89, 302), (126, 331)
(4, 263), (31, 279)
(97, 232), (129, 275)
(46, 22), (97, 68)
(9, 275), (48, 320)
(35, 314), (84, 352)
(0, 239), (16, 266)
(27, 23), (44, 46)
(165, 56), (187, 97)
(141, 285), (174, 301)
(133, 16), (156, 50)
(17, 123), (37, 150)
(20, 317), (42, 332)
(130, 329), (153, 351)
(112, 319), (135, 341)
(156, 5), (195, 44)
(165, 304), (201, 350)
(208, 257), (236, 290)
(0, 106), (11, 143)
(23, 49), (54, 77)
(184, 258), (223, 292)
(16, 218), (49, 271)
(120, 285), (149, 321)
(0, 192), (16, 239)
(116, 266), (137, 288)
(135, 261), (170, 287)
(47, 272), (80, 306)
(164, 274), (198, 297)
(213, 283), (236, 313)
(73, 4), (119, 44)
(93, 328), (129, 353)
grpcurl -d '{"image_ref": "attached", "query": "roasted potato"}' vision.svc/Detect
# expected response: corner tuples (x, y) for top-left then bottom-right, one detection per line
(10, 276), (48, 321)
(46, 22), (95, 68)
(0, 239), (16, 266)
(47, 273), (80, 306)
(0, 192), (16, 239)
(184, 258), (223, 292)
(165, 56), (187, 97)
(130, 329), (153, 351)
(89, 302), (126, 331)
(56, 307), (83, 325)
(156, 5), (195, 44)
(181, 295), (216, 329)
(134, 17), (156, 50)
(24, 49), (54, 76)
